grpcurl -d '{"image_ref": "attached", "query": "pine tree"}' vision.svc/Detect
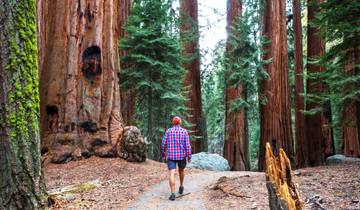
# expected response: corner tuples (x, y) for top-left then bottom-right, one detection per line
(120, 0), (186, 160)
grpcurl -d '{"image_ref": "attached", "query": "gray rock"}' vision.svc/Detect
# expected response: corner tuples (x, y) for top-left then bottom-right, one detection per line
(326, 154), (360, 165)
(118, 126), (147, 162)
(187, 152), (230, 171)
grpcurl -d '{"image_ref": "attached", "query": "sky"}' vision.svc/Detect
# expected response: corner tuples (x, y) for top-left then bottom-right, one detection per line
(198, 0), (227, 70)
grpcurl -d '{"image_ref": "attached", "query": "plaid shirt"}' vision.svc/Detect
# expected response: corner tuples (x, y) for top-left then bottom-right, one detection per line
(161, 125), (192, 160)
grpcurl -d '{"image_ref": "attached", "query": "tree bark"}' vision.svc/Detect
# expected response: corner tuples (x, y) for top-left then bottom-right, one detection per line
(293, 0), (307, 168)
(223, 0), (249, 171)
(180, 0), (206, 153)
(38, 0), (124, 163)
(342, 49), (360, 157)
(259, 0), (294, 170)
(304, 0), (334, 167)
(119, 0), (135, 126)
(0, 0), (47, 208)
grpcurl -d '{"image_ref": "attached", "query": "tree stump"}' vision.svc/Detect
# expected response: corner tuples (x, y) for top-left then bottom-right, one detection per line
(118, 126), (147, 162)
(265, 143), (303, 210)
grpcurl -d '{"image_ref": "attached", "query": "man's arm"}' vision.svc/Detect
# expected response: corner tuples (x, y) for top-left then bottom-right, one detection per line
(184, 130), (192, 161)
(161, 130), (168, 159)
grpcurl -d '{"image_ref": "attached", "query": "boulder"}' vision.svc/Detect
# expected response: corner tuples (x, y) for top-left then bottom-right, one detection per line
(118, 126), (147, 162)
(187, 152), (230, 171)
(325, 154), (360, 165)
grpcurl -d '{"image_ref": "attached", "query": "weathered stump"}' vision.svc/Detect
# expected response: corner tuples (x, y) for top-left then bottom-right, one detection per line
(265, 143), (303, 210)
(118, 126), (147, 162)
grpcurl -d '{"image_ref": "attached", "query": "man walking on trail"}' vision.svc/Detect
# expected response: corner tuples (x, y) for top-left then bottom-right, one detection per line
(161, 116), (192, 201)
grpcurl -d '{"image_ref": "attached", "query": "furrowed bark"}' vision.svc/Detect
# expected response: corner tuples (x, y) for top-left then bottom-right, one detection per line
(304, 0), (334, 167)
(342, 48), (360, 157)
(0, 0), (47, 208)
(223, 0), (249, 171)
(119, 0), (135, 126)
(259, 0), (294, 170)
(38, 0), (124, 163)
(180, 0), (206, 153)
(293, 0), (307, 168)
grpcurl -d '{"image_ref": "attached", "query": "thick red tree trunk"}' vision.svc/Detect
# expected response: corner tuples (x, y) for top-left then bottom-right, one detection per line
(180, 0), (206, 153)
(342, 49), (360, 157)
(304, 0), (334, 166)
(223, 0), (249, 171)
(293, 0), (307, 168)
(119, 0), (135, 126)
(259, 0), (294, 171)
(39, 0), (124, 163)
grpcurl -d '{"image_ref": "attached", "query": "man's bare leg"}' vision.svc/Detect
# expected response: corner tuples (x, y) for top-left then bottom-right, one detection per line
(169, 169), (176, 193)
(178, 168), (185, 187)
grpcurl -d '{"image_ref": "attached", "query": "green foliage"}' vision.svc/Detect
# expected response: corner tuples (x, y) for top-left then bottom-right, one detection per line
(120, 0), (186, 160)
(307, 0), (360, 124)
(202, 41), (226, 155)
(225, 1), (268, 167)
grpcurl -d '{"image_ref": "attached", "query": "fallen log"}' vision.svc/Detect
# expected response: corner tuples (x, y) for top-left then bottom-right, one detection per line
(211, 176), (251, 198)
(265, 143), (303, 210)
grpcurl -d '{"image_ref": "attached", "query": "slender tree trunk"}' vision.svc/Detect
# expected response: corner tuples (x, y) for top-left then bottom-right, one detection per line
(0, 0), (47, 208)
(180, 0), (206, 153)
(293, 0), (307, 168)
(342, 48), (360, 157)
(119, 0), (135, 126)
(304, 0), (334, 166)
(38, 0), (124, 163)
(223, 0), (249, 171)
(258, 0), (294, 171)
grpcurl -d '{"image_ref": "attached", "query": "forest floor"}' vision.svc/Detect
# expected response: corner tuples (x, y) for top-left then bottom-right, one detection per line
(44, 157), (360, 210)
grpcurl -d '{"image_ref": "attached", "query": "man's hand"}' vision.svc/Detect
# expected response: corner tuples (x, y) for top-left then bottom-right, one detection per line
(187, 157), (191, 163)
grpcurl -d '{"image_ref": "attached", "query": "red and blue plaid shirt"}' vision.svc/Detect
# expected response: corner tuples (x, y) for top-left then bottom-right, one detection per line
(161, 125), (192, 160)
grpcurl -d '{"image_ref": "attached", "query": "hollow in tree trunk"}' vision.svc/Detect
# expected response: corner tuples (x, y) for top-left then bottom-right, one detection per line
(258, 0), (294, 170)
(180, 0), (207, 153)
(0, 0), (47, 208)
(223, 0), (249, 171)
(38, 0), (124, 163)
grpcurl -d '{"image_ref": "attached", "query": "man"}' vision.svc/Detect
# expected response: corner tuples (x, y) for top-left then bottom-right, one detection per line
(161, 116), (192, 201)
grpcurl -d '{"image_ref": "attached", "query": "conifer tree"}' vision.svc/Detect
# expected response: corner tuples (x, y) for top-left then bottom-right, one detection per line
(120, 0), (186, 159)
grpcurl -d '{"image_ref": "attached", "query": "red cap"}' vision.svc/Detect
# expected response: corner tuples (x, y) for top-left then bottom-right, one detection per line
(172, 116), (182, 125)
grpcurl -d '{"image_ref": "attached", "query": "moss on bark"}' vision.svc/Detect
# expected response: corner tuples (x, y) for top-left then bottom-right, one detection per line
(0, 0), (47, 209)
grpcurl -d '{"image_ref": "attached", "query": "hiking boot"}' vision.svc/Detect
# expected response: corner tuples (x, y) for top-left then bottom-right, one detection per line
(169, 193), (176, 201)
(179, 186), (184, 195)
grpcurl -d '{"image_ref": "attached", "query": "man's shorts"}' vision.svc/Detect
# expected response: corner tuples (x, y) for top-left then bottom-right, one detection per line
(167, 158), (187, 170)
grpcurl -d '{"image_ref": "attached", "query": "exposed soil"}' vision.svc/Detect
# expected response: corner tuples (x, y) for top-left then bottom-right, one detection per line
(44, 156), (201, 209)
(45, 157), (360, 210)
(204, 162), (360, 210)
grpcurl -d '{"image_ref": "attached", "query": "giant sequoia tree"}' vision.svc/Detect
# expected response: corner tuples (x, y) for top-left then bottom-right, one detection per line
(293, 0), (306, 168)
(304, 0), (334, 167)
(311, 0), (360, 157)
(0, 0), (46, 208)
(38, 0), (124, 163)
(119, 0), (135, 126)
(223, 0), (249, 171)
(258, 0), (294, 170)
(180, 0), (206, 153)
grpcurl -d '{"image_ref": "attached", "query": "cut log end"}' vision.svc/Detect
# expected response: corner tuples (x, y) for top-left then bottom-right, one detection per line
(265, 143), (303, 210)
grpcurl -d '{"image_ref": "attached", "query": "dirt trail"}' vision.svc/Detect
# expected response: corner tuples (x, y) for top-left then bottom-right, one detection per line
(128, 171), (263, 210)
